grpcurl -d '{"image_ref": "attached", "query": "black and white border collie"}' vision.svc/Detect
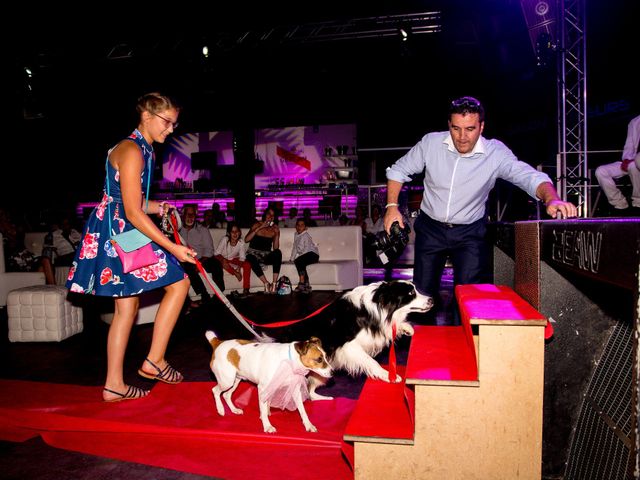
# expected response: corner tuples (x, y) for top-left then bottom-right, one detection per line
(260, 280), (433, 400)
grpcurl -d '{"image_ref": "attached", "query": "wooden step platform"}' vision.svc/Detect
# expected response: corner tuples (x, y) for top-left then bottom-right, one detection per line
(346, 284), (547, 480)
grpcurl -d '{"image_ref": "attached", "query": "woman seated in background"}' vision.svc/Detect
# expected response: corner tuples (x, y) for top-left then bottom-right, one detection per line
(244, 207), (282, 293)
(41, 216), (82, 285)
(214, 221), (251, 295)
(5, 229), (41, 274)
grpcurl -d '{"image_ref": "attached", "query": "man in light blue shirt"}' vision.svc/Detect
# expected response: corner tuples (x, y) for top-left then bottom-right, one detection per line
(384, 96), (577, 312)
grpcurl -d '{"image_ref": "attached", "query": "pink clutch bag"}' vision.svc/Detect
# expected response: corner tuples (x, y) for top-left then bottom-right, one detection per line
(110, 229), (158, 274)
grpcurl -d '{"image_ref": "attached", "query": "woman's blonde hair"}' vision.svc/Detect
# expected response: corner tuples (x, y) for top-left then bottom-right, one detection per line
(136, 92), (180, 116)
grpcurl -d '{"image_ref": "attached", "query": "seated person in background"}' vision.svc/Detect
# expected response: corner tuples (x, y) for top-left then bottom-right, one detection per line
(178, 204), (224, 305)
(214, 221), (252, 294)
(363, 205), (384, 266)
(7, 228), (41, 274)
(290, 218), (319, 293)
(350, 205), (368, 234)
(1, 212), (56, 282)
(201, 208), (214, 228)
(41, 216), (82, 285)
(283, 207), (298, 228)
(325, 205), (342, 226)
(211, 203), (227, 227)
(1, 209), (46, 276)
(245, 207), (282, 293)
(364, 204), (384, 234)
(595, 114), (640, 215)
(0, 207), (19, 263)
(0, 207), (17, 246)
(301, 207), (318, 227)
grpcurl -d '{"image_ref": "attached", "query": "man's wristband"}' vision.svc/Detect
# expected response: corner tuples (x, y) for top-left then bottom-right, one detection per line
(385, 203), (399, 208)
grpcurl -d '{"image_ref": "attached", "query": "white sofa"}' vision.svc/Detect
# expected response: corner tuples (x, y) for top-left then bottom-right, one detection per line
(0, 233), (46, 307)
(21, 225), (362, 325)
(22, 226), (365, 293)
(207, 225), (363, 293)
(99, 225), (363, 325)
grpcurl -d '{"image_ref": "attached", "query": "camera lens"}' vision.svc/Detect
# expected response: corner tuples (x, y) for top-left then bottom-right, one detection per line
(373, 221), (410, 264)
(372, 230), (388, 250)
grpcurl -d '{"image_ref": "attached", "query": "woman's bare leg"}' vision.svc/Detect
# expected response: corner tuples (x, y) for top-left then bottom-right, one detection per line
(103, 296), (139, 400)
(140, 278), (190, 377)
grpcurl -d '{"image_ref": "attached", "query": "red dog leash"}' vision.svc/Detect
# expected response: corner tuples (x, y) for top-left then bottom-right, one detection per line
(169, 212), (399, 379)
(169, 213), (333, 329)
(388, 323), (397, 382)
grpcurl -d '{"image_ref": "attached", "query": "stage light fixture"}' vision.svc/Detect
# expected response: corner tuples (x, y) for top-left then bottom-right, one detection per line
(399, 28), (408, 41)
(202, 45), (209, 58)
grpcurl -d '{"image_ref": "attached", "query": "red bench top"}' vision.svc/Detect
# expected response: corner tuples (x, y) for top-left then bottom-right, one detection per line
(455, 284), (547, 326)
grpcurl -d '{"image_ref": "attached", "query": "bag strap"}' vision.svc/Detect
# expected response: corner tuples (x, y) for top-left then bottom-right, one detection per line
(106, 149), (151, 236)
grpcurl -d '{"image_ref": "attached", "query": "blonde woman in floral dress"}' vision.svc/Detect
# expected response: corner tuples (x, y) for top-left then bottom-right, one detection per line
(66, 93), (196, 402)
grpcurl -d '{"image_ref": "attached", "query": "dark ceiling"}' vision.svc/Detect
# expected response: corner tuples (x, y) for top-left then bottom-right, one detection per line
(15, 1), (545, 132)
(9, 0), (638, 211)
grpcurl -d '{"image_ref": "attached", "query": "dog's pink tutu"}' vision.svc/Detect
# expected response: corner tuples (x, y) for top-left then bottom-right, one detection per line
(261, 360), (309, 411)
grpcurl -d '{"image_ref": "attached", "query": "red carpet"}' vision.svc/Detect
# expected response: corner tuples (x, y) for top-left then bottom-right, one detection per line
(0, 380), (355, 479)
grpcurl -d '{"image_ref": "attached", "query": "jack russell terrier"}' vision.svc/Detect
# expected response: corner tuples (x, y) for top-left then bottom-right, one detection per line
(205, 330), (332, 433)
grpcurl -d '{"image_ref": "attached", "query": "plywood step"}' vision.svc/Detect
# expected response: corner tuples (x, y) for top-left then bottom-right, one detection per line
(343, 366), (414, 445)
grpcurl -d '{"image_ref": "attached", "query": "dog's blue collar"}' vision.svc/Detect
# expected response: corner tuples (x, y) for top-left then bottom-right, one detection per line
(288, 344), (293, 360)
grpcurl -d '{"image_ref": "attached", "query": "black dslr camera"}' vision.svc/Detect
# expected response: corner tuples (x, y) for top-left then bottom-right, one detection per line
(372, 221), (411, 265)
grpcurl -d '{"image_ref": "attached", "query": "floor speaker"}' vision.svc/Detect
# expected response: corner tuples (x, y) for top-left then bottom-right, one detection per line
(494, 220), (640, 479)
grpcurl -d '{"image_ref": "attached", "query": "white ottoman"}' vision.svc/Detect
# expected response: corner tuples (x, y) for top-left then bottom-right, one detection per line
(7, 285), (83, 342)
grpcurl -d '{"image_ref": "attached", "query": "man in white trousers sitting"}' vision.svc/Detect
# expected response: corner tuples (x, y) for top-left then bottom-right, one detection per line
(595, 114), (640, 216)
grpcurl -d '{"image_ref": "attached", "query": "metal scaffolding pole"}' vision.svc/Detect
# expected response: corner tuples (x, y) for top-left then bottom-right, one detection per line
(557, 0), (588, 217)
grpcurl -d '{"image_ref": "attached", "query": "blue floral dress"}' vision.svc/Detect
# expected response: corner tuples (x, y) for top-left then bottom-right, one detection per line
(66, 130), (186, 297)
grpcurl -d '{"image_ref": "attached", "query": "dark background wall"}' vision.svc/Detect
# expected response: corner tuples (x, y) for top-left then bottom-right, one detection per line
(8, 0), (639, 223)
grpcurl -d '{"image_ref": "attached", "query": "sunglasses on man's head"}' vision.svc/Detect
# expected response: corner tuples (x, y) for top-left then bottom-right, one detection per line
(451, 98), (481, 109)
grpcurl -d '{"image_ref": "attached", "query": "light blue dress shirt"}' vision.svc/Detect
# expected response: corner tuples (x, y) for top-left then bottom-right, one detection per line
(386, 131), (552, 224)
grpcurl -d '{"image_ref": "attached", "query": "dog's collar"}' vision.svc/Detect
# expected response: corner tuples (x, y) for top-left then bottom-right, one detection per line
(289, 344), (310, 374)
